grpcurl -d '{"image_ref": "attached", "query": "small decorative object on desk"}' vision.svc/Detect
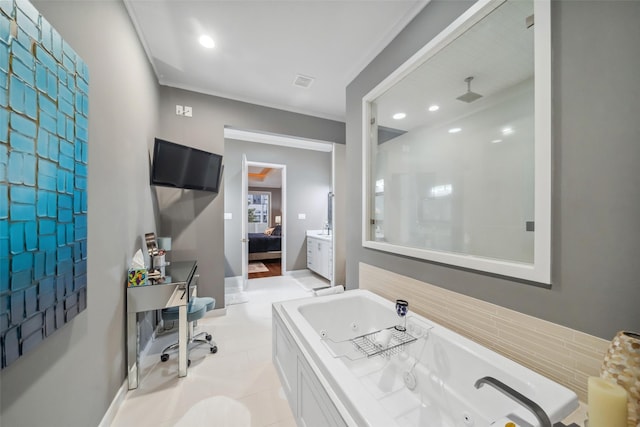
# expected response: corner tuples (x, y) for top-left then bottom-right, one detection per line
(395, 299), (409, 332)
(153, 252), (167, 277)
(128, 269), (148, 287)
(600, 331), (640, 427)
(145, 232), (159, 257)
(128, 249), (149, 287)
(147, 269), (162, 282)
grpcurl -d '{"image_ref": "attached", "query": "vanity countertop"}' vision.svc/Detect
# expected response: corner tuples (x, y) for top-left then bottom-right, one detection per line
(306, 230), (332, 242)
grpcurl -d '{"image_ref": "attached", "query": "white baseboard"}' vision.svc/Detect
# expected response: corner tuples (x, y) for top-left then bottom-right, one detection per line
(98, 379), (128, 427)
(285, 268), (314, 278)
(224, 275), (242, 285)
(224, 275), (243, 292)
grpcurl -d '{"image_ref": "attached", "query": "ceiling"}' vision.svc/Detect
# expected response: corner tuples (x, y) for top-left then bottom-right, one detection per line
(124, 0), (428, 121)
(375, 0), (534, 132)
(248, 166), (282, 188)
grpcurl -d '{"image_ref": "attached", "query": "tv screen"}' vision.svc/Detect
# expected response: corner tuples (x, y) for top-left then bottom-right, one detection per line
(151, 138), (223, 193)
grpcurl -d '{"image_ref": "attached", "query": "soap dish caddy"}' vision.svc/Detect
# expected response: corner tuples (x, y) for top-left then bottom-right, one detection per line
(321, 320), (431, 360)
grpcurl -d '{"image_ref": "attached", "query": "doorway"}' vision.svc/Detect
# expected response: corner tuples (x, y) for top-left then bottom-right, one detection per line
(243, 161), (286, 284)
(223, 127), (344, 306)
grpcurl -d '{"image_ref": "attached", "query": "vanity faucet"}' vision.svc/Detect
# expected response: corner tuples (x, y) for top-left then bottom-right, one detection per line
(474, 376), (552, 427)
(324, 222), (331, 235)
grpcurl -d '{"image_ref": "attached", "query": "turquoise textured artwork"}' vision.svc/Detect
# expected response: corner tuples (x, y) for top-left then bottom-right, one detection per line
(0, 0), (89, 369)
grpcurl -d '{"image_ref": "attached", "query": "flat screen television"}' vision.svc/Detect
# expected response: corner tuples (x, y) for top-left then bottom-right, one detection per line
(151, 138), (223, 193)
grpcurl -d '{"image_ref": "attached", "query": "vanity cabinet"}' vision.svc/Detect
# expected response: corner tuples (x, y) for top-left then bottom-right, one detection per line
(306, 235), (332, 281)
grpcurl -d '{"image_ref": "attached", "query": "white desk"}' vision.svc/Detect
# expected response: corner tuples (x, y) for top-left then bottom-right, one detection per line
(126, 261), (197, 390)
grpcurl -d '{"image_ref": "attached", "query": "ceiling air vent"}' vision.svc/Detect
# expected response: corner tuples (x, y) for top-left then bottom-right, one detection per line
(293, 74), (314, 88)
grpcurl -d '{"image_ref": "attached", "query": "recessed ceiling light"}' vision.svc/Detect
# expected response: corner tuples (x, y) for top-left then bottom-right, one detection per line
(199, 35), (215, 49)
(393, 112), (406, 120)
(448, 127), (462, 133)
(428, 105), (440, 112)
(491, 139), (502, 144)
(502, 127), (514, 136)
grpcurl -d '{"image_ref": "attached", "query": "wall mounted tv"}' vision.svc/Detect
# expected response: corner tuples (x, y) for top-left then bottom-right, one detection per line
(151, 138), (224, 193)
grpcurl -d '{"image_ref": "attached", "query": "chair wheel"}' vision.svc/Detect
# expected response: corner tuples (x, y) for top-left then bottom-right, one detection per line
(188, 359), (191, 367)
(161, 354), (169, 362)
(205, 334), (212, 341)
(211, 346), (218, 354)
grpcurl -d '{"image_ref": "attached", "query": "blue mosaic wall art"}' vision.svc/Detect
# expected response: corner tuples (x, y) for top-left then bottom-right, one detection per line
(0, 0), (89, 369)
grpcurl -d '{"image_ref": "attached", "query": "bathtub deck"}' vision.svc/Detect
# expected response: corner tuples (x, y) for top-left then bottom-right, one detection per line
(274, 289), (580, 427)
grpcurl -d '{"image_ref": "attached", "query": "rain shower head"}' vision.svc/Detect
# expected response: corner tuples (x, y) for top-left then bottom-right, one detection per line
(456, 76), (483, 103)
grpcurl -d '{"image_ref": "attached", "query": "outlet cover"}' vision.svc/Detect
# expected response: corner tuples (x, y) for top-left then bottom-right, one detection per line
(176, 105), (184, 115)
(184, 106), (192, 117)
(224, 212), (232, 220)
(298, 213), (306, 220)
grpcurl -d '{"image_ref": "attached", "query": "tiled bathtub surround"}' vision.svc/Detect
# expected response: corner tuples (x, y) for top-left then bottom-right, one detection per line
(359, 263), (609, 402)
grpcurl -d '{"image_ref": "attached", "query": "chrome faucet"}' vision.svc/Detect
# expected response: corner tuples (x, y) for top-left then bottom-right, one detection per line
(474, 376), (552, 427)
(324, 221), (331, 235)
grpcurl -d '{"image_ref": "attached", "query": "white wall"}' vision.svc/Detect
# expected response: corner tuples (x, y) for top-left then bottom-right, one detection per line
(0, 2), (160, 426)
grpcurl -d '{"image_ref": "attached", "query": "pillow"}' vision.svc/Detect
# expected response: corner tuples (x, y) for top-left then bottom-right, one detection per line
(272, 225), (282, 236)
(264, 227), (275, 236)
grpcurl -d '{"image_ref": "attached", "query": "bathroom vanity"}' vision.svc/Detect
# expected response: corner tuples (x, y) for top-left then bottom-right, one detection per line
(306, 230), (332, 281)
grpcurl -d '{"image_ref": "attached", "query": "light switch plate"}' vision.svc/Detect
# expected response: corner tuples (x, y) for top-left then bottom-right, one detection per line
(298, 213), (306, 220)
(175, 105), (183, 115)
(184, 106), (192, 117)
(224, 212), (232, 220)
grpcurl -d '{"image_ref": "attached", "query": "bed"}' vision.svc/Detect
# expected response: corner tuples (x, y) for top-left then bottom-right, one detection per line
(248, 226), (282, 261)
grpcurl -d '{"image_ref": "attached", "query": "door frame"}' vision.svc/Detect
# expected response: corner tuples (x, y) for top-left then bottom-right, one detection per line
(225, 127), (338, 289)
(243, 159), (287, 278)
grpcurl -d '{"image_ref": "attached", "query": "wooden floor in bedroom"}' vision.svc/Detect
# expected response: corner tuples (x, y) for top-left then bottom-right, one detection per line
(248, 259), (282, 279)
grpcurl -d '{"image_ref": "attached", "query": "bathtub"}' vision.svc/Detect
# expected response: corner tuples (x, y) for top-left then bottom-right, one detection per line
(272, 289), (578, 427)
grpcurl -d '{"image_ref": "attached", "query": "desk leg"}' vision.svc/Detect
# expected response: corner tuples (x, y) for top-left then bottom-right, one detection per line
(178, 304), (188, 377)
(127, 312), (138, 389)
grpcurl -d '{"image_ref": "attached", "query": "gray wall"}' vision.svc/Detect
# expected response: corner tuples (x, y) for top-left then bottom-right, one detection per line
(346, 0), (640, 340)
(0, 2), (160, 426)
(156, 86), (344, 306)
(225, 140), (332, 277)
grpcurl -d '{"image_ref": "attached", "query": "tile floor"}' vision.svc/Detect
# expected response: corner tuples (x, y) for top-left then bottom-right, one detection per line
(111, 272), (325, 427)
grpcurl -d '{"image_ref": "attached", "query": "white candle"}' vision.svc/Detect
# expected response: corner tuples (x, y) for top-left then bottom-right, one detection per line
(588, 376), (628, 427)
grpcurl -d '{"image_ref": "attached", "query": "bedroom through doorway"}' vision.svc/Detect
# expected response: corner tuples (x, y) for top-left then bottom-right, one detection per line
(246, 163), (285, 280)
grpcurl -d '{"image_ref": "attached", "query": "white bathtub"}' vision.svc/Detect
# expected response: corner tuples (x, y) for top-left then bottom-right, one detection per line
(272, 289), (578, 427)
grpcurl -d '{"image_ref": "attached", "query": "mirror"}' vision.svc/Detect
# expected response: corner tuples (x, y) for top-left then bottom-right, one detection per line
(362, 0), (551, 284)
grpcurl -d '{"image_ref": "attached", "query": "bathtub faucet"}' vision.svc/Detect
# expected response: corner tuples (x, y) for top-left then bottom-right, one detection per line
(474, 376), (552, 427)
